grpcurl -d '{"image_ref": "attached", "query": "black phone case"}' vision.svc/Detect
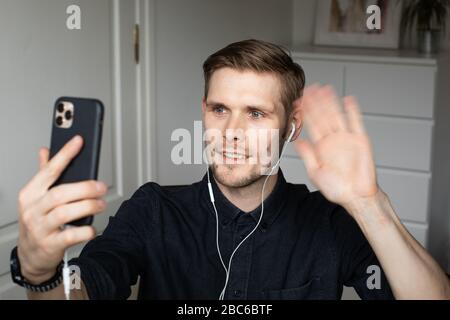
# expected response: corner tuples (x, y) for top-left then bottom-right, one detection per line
(49, 97), (104, 226)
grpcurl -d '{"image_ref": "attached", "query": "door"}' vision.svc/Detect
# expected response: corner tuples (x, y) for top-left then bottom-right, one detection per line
(0, 0), (150, 299)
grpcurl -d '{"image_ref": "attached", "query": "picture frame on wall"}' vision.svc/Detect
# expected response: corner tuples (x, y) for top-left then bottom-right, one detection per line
(314, 0), (402, 49)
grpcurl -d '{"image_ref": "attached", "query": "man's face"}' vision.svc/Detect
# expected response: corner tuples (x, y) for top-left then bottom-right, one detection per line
(202, 67), (287, 188)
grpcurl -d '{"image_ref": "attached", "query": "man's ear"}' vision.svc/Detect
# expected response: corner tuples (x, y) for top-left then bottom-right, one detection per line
(288, 97), (303, 142)
(202, 97), (206, 122)
(201, 97), (207, 117)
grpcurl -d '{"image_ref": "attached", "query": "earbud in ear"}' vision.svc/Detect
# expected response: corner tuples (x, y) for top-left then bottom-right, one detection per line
(286, 121), (296, 142)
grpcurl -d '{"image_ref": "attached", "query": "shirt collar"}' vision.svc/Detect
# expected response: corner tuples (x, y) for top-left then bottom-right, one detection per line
(201, 168), (289, 230)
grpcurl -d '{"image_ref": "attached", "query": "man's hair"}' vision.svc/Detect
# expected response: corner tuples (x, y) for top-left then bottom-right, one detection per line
(202, 39), (305, 117)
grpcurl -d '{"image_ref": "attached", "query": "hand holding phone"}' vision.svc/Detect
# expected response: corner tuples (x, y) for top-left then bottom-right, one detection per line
(16, 97), (106, 285)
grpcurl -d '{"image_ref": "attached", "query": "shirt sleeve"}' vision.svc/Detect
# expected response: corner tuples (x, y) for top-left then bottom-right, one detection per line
(69, 186), (154, 300)
(331, 205), (395, 300)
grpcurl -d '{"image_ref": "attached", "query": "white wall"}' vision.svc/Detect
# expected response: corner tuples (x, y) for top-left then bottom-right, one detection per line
(292, 0), (316, 47)
(153, 0), (292, 185)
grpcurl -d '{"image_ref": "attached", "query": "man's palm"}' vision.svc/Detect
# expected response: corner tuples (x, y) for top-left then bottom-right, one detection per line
(293, 85), (378, 206)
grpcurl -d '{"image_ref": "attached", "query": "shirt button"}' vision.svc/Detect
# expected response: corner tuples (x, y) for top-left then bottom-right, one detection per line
(233, 290), (242, 297)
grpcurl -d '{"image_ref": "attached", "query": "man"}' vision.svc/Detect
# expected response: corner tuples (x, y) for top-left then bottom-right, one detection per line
(13, 39), (450, 300)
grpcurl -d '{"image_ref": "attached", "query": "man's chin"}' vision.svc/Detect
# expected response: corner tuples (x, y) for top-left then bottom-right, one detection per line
(211, 163), (261, 188)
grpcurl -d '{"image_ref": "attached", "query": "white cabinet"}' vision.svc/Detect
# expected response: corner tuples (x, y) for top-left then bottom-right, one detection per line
(345, 62), (435, 119)
(300, 59), (344, 95)
(285, 46), (450, 278)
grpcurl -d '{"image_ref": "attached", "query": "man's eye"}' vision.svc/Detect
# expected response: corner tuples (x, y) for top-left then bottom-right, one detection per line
(250, 110), (264, 119)
(213, 106), (225, 114)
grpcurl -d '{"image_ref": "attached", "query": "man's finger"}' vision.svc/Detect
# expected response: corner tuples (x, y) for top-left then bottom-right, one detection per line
(45, 199), (106, 231)
(321, 85), (348, 132)
(303, 84), (347, 142)
(302, 85), (329, 143)
(29, 135), (83, 191)
(39, 147), (50, 170)
(294, 139), (319, 175)
(52, 226), (97, 249)
(344, 96), (366, 134)
(36, 180), (108, 215)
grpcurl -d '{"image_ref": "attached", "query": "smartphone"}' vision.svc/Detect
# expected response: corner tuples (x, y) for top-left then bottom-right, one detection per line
(49, 97), (104, 226)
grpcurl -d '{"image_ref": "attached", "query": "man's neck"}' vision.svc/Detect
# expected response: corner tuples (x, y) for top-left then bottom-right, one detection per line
(214, 173), (278, 213)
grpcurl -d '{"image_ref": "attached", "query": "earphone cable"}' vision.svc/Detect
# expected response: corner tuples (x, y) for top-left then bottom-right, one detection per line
(209, 134), (292, 300)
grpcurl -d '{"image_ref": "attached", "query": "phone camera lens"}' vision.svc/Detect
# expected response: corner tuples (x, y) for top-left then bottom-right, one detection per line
(56, 116), (63, 126)
(57, 103), (65, 112)
(65, 110), (72, 120)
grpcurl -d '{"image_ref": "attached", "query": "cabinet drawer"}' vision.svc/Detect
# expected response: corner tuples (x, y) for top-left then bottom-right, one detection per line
(280, 158), (430, 224)
(294, 58), (344, 95)
(285, 115), (433, 172)
(345, 62), (435, 119)
(402, 222), (428, 247)
(377, 168), (430, 224)
(364, 116), (433, 172)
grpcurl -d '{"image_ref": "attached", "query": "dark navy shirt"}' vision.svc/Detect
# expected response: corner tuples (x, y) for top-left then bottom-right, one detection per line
(70, 169), (394, 300)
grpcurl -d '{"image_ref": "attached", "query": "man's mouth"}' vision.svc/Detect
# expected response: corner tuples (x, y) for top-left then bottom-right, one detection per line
(217, 149), (249, 161)
(223, 151), (246, 160)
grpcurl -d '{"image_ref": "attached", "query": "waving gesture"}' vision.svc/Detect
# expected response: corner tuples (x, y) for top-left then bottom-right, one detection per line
(294, 84), (378, 211)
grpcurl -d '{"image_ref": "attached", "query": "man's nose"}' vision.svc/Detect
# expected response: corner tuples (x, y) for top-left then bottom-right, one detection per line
(224, 115), (246, 143)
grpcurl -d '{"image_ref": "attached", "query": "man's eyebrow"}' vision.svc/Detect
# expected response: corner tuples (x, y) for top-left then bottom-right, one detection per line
(247, 104), (273, 111)
(206, 100), (274, 112)
(205, 100), (225, 107)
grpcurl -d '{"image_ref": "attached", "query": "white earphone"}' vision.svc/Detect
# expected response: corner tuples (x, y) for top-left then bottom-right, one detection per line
(286, 121), (296, 143)
(207, 121), (296, 300)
